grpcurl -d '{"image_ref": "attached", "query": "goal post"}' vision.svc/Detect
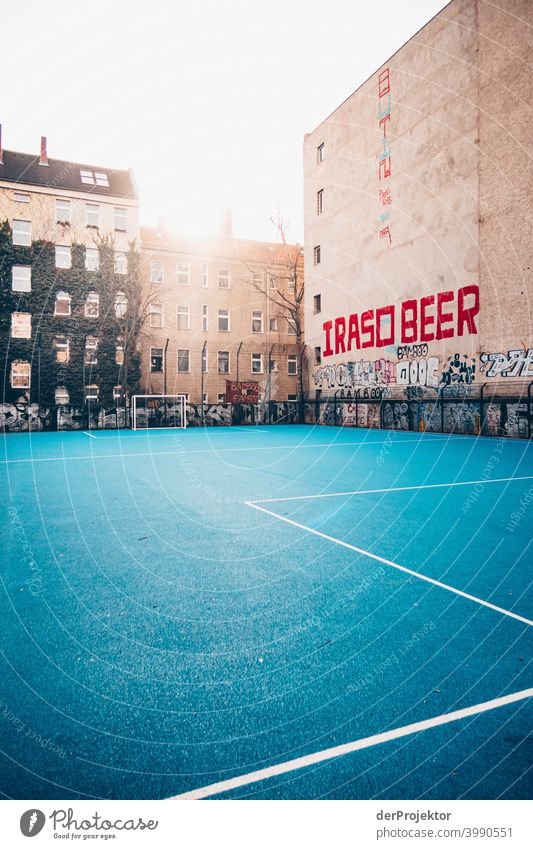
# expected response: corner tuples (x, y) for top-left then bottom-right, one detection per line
(130, 395), (187, 430)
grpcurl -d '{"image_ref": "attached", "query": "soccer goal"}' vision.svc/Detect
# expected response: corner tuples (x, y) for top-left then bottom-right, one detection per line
(130, 395), (187, 430)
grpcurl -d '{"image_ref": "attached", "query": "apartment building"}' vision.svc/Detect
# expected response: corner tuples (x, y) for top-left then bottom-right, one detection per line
(0, 129), (140, 424)
(303, 0), (532, 434)
(139, 225), (303, 405)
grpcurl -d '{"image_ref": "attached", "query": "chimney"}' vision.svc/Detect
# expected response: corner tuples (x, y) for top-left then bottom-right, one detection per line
(220, 207), (233, 240)
(0, 124), (3, 165)
(39, 135), (48, 166)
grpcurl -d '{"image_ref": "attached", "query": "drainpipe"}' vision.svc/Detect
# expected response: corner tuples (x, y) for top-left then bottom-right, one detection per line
(163, 337), (169, 426)
(528, 380), (533, 440)
(267, 343), (275, 424)
(236, 341), (242, 382)
(201, 340), (207, 426)
(479, 382), (486, 436)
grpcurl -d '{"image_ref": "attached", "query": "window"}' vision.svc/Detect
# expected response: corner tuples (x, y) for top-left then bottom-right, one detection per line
(270, 275), (277, 290)
(313, 245), (321, 265)
(114, 251), (127, 274)
(80, 169), (95, 185)
(269, 317), (278, 332)
(55, 386), (69, 405)
(251, 353), (263, 374)
(287, 355), (298, 375)
(94, 172), (109, 187)
(217, 393), (225, 404)
(14, 192), (30, 203)
(13, 220), (31, 246)
(85, 291), (100, 317)
(314, 346), (322, 365)
(54, 335), (70, 363)
(317, 189), (323, 215)
(218, 351), (230, 374)
(11, 312), (31, 338)
(218, 268), (230, 288)
(218, 309), (230, 332)
(54, 291), (71, 315)
(177, 304), (190, 330)
(202, 348), (208, 373)
(202, 304), (208, 331)
(85, 203), (99, 228)
(114, 292), (127, 318)
(55, 245), (71, 269)
(80, 169), (108, 187)
(317, 142), (325, 163)
(150, 347), (164, 372)
(114, 207), (127, 231)
(202, 263), (208, 288)
(313, 293), (321, 314)
(11, 360), (30, 389)
(113, 386), (123, 401)
(177, 349), (190, 373)
(12, 266), (31, 292)
(251, 311), (263, 333)
(149, 302), (163, 328)
(150, 260), (164, 283)
(85, 336), (98, 365)
(269, 358), (278, 373)
(252, 272), (263, 291)
(202, 393), (208, 404)
(116, 337), (124, 365)
(288, 394), (297, 402)
(287, 319), (297, 335)
(85, 248), (99, 271)
(56, 199), (71, 223)
(177, 263), (190, 285)
(85, 384), (99, 401)
(288, 278), (296, 295)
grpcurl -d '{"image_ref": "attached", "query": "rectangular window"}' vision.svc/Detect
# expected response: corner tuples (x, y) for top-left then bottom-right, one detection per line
(116, 338), (124, 365)
(177, 304), (190, 330)
(288, 394), (297, 402)
(56, 199), (71, 223)
(218, 309), (230, 332)
(288, 278), (296, 295)
(287, 319), (297, 335)
(251, 311), (263, 333)
(114, 207), (127, 231)
(14, 192), (30, 203)
(13, 219), (31, 246)
(202, 304), (208, 331)
(85, 337), (98, 365)
(54, 335), (70, 363)
(11, 312), (31, 339)
(177, 349), (190, 373)
(202, 393), (208, 404)
(270, 275), (277, 290)
(54, 291), (71, 315)
(150, 260), (164, 283)
(217, 393), (225, 403)
(11, 360), (30, 388)
(85, 384), (99, 401)
(114, 292), (127, 318)
(85, 291), (100, 317)
(55, 386), (69, 405)
(80, 169), (95, 185)
(114, 251), (127, 274)
(94, 171), (109, 187)
(317, 142), (325, 163)
(218, 350), (230, 374)
(12, 266), (31, 292)
(317, 189), (323, 215)
(85, 203), (99, 228)
(177, 263), (190, 285)
(55, 245), (71, 269)
(150, 347), (164, 372)
(313, 245), (321, 265)
(252, 272), (263, 291)
(218, 268), (230, 288)
(269, 358), (278, 373)
(149, 303), (163, 328)
(85, 248), (99, 271)
(314, 346), (322, 365)
(251, 353), (263, 374)
(202, 263), (208, 288)
(287, 355), (298, 375)
(313, 293), (321, 314)
(202, 348), (208, 373)
(269, 316), (278, 332)
(113, 386), (123, 401)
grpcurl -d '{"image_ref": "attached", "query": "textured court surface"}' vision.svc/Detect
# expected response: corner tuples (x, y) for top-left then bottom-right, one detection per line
(0, 424), (531, 800)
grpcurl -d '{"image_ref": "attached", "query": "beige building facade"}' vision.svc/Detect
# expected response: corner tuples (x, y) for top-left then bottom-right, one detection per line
(304, 0), (532, 426)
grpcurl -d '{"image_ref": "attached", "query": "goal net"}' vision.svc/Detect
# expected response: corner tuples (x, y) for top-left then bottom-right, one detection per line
(131, 395), (187, 430)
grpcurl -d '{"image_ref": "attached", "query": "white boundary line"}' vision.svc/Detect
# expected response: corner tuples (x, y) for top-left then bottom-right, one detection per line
(82, 431), (97, 439)
(245, 502), (533, 627)
(170, 687), (533, 799)
(252, 475), (533, 503)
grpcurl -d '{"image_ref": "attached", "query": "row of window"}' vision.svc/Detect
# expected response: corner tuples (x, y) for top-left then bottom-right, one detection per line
(11, 203), (126, 241)
(150, 348), (298, 376)
(9, 252), (127, 291)
(148, 262), (294, 292)
(9, 292), (127, 335)
(148, 304), (296, 334)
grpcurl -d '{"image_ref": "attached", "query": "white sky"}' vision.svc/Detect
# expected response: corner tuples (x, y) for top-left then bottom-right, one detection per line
(2, 0), (449, 242)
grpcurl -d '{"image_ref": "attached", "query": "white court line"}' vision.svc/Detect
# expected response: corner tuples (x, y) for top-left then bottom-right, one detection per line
(170, 687), (533, 799)
(0, 436), (475, 465)
(252, 475), (533, 504)
(83, 431), (97, 439)
(245, 502), (533, 627)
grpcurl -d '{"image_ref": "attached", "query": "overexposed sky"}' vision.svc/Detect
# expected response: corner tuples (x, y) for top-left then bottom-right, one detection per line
(2, 0), (449, 242)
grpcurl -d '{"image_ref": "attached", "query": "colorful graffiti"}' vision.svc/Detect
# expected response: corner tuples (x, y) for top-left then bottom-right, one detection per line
(480, 348), (533, 378)
(396, 357), (440, 388)
(313, 359), (395, 390)
(377, 66), (393, 245)
(0, 400), (50, 431)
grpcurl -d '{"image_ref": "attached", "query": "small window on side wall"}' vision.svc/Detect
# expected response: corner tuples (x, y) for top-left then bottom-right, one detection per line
(11, 360), (31, 389)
